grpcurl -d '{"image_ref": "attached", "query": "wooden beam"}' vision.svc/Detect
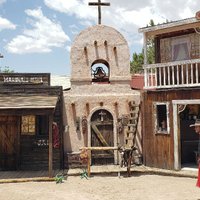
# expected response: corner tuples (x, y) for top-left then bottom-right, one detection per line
(80, 146), (118, 151)
(91, 124), (109, 146)
(80, 146), (118, 177)
(48, 114), (53, 178)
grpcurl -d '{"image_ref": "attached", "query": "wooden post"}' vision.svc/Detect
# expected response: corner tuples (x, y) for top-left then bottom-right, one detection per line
(87, 150), (91, 177)
(80, 147), (120, 177)
(48, 114), (53, 178)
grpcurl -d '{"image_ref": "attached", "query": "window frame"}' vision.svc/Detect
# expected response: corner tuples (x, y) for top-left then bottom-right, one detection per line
(153, 102), (170, 135)
(21, 115), (36, 135)
(21, 115), (49, 136)
(171, 36), (190, 61)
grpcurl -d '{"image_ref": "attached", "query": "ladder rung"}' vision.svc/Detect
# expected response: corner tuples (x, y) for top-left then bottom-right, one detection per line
(130, 111), (138, 114)
(126, 131), (136, 134)
(127, 123), (136, 127)
(125, 137), (134, 140)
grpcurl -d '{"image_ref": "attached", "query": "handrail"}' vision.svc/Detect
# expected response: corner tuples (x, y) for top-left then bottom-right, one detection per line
(144, 59), (200, 89)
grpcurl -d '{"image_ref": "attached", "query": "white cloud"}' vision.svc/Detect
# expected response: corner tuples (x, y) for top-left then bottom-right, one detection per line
(66, 45), (71, 52)
(69, 24), (79, 35)
(0, 16), (16, 31)
(44, 0), (200, 53)
(44, 0), (96, 21)
(0, 0), (6, 5)
(153, 0), (198, 21)
(6, 8), (70, 54)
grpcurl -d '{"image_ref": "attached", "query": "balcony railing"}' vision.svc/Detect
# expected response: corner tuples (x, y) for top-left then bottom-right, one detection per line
(144, 58), (200, 89)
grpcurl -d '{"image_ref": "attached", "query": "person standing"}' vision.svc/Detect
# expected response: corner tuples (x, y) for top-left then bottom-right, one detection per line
(190, 119), (200, 187)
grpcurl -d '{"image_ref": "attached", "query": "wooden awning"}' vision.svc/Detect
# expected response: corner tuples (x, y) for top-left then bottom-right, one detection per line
(0, 95), (58, 109)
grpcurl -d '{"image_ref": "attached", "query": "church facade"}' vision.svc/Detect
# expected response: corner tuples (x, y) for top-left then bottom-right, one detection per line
(63, 25), (141, 167)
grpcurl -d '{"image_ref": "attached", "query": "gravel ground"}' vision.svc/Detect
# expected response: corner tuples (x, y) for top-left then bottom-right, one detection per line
(0, 174), (200, 200)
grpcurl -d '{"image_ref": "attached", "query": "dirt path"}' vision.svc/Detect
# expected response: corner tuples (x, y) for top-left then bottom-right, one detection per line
(0, 175), (200, 200)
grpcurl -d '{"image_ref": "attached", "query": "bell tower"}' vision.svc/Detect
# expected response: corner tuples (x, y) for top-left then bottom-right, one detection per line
(63, 3), (141, 168)
(70, 25), (131, 86)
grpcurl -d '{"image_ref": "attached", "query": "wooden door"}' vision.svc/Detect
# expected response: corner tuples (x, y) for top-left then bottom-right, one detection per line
(91, 109), (114, 165)
(0, 116), (19, 170)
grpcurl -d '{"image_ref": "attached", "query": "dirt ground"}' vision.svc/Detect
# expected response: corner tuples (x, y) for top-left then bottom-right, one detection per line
(0, 174), (200, 200)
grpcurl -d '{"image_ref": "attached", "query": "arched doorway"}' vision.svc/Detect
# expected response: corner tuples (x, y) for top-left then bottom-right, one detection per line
(90, 109), (114, 165)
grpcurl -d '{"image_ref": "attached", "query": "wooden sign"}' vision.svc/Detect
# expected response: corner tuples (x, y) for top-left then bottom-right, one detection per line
(0, 73), (50, 86)
(3, 76), (43, 84)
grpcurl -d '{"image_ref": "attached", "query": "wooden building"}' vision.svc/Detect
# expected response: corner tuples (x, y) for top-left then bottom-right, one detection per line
(0, 73), (63, 177)
(139, 12), (200, 170)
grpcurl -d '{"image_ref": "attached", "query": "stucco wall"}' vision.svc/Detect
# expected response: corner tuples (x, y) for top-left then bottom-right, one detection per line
(64, 24), (141, 167)
(70, 25), (130, 84)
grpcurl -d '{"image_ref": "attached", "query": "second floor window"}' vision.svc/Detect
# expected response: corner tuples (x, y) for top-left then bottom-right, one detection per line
(172, 37), (190, 61)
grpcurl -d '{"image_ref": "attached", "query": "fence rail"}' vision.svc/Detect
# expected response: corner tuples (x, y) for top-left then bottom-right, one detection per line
(144, 58), (200, 89)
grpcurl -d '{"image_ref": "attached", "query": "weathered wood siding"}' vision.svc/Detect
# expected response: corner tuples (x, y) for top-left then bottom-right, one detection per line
(0, 116), (19, 170)
(143, 88), (200, 169)
(0, 73), (64, 171)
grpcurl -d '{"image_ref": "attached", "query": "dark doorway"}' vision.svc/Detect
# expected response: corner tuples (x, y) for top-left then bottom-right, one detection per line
(91, 109), (114, 165)
(179, 105), (199, 167)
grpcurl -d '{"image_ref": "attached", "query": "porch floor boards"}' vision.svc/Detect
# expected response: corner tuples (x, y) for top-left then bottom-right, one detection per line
(0, 165), (198, 182)
(0, 169), (67, 180)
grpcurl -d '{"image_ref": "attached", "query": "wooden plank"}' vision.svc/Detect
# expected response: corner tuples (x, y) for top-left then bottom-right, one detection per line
(48, 115), (53, 178)
(91, 124), (109, 147)
(0, 126), (15, 153)
(80, 146), (118, 151)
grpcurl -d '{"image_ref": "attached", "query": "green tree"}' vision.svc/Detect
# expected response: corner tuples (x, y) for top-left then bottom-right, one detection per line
(130, 19), (155, 74)
(130, 52), (144, 74)
(0, 66), (14, 73)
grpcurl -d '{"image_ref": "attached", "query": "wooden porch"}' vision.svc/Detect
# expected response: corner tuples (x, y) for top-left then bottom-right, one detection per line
(0, 170), (64, 180)
(144, 58), (200, 89)
(0, 165), (198, 183)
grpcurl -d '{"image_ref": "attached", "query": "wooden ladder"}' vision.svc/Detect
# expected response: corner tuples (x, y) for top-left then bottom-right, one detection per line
(124, 101), (140, 149)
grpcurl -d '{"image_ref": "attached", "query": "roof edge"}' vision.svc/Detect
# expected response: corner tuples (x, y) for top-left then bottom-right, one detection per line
(138, 17), (198, 33)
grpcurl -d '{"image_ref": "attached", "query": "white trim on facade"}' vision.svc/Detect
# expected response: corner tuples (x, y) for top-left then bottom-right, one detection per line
(172, 99), (200, 170)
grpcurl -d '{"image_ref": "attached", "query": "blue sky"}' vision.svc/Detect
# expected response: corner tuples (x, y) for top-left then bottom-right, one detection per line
(0, 0), (199, 75)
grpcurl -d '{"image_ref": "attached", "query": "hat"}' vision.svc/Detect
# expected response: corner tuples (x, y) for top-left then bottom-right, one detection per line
(190, 119), (200, 127)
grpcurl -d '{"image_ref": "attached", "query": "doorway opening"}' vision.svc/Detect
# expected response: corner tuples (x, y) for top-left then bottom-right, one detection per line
(179, 104), (199, 168)
(90, 109), (114, 165)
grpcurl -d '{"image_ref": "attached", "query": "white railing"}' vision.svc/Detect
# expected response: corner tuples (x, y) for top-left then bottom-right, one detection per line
(144, 58), (200, 89)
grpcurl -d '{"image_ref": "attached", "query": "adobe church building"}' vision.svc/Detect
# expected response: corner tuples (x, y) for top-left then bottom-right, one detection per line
(63, 25), (142, 167)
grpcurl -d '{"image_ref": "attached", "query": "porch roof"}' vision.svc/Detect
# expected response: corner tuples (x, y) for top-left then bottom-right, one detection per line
(138, 17), (200, 36)
(0, 95), (58, 109)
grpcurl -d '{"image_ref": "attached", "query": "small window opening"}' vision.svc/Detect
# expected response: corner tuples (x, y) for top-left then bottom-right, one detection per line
(37, 115), (49, 136)
(155, 103), (169, 133)
(21, 115), (49, 136)
(91, 59), (110, 83)
(21, 115), (36, 135)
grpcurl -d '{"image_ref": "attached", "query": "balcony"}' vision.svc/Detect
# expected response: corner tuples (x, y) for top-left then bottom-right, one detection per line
(144, 58), (200, 89)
